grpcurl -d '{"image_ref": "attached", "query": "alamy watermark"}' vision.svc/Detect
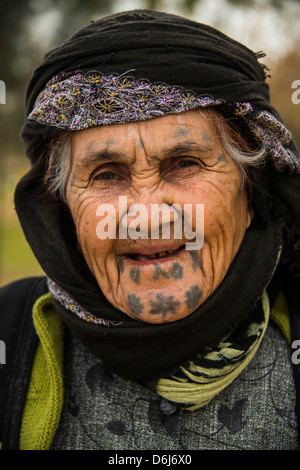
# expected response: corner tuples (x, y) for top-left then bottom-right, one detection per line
(0, 340), (6, 365)
(291, 80), (300, 105)
(96, 197), (204, 250)
(0, 80), (5, 104)
(292, 340), (300, 365)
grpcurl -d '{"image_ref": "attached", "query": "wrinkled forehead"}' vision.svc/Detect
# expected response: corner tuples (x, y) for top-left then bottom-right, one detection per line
(71, 110), (217, 147)
(69, 110), (223, 167)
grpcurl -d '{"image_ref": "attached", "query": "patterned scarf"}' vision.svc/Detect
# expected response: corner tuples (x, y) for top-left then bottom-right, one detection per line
(157, 291), (269, 410)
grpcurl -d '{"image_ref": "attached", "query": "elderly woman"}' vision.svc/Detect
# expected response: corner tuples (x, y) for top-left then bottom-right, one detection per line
(1, 10), (300, 450)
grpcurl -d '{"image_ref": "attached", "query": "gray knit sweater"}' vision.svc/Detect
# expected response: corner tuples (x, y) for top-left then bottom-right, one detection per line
(51, 322), (298, 450)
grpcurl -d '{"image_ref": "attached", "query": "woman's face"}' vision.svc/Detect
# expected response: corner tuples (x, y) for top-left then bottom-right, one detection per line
(66, 110), (251, 323)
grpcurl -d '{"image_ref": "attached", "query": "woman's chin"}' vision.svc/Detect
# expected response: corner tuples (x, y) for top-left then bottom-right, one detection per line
(106, 282), (203, 324)
(94, 247), (207, 323)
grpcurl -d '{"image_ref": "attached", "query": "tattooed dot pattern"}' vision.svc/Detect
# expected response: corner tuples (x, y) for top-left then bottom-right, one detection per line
(149, 293), (180, 319)
(117, 258), (125, 273)
(153, 262), (183, 281)
(189, 251), (201, 271)
(170, 262), (183, 279)
(185, 285), (202, 311)
(130, 267), (141, 284)
(128, 293), (144, 315)
(153, 264), (169, 281)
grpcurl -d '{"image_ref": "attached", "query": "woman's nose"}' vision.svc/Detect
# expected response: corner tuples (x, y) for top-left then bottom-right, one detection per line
(118, 193), (182, 241)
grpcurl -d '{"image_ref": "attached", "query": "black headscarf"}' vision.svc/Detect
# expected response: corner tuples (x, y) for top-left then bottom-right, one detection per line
(15, 10), (300, 382)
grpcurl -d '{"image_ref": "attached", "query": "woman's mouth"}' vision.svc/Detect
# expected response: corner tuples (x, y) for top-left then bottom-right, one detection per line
(126, 246), (184, 261)
(120, 244), (186, 265)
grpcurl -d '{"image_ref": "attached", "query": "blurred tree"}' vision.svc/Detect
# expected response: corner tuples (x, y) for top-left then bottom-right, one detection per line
(227, 0), (300, 6)
(0, 0), (34, 155)
(269, 47), (300, 149)
(0, 0), (114, 157)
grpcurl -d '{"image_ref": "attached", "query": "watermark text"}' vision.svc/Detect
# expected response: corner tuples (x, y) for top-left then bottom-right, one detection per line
(291, 80), (300, 104)
(0, 340), (6, 364)
(0, 80), (5, 104)
(292, 340), (300, 365)
(96, 197), (204, 250)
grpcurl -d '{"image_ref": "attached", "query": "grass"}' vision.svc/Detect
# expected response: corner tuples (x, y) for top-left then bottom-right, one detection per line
(0, 211), (44, 286)
(0, 158), (44, 287)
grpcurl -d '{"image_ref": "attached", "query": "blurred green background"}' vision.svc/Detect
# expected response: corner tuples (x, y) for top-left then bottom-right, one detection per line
(0, 0), (300, 286)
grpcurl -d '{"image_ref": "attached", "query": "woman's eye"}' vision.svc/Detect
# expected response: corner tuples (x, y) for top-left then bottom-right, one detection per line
(94, 171), (119, 181)
(172, 158), (204, 172)
(161, 157), (204, 183)
(90, 164), (130, 190)
(177, 159), (199, 169)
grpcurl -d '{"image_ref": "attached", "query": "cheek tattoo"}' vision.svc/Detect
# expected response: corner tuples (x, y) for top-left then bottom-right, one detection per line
(153, 264), (169, 281)
(128, 293), (144, 315)
(189, 251), (201, 271)
(130, 266), (141, 284)
(123, 262), (185, 283)
(149, 293), (181, 319)
(119, 253), (201, 319)
(153, 262), (184, 281)
(185, 285), (202, 311)
(117, 257), (125, 273)
(170, 262), (183, 279)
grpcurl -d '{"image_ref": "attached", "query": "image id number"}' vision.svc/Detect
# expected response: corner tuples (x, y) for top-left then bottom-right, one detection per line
(152, 455), (192, 466)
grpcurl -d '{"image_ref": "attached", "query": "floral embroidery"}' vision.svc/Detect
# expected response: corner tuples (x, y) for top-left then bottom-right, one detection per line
(47, 278), (123, 327)
(245, 111), (298, 171)
(28, 70), (225, 129)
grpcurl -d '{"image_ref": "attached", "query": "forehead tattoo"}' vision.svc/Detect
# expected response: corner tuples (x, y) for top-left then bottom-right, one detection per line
(85, 141), (94, 155)
(174, 125), (190, 137)
(201, 132), (212, 145)
(218, 151), (229, 164)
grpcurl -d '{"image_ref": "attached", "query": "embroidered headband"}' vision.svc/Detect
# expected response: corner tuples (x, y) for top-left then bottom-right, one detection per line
(28, 69), (300, 173)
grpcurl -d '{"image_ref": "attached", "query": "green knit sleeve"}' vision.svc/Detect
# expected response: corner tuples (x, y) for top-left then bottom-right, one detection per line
(20, 293), (64, 450)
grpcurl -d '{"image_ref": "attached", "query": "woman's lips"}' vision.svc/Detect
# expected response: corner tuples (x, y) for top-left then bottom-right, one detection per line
(121, 244), (185, 264)
(129, 246), (184, 261)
